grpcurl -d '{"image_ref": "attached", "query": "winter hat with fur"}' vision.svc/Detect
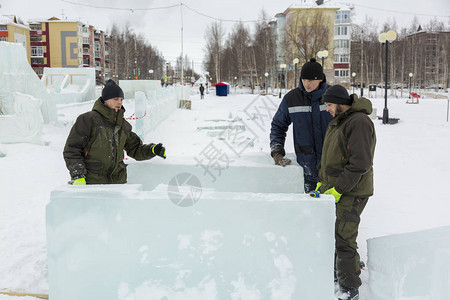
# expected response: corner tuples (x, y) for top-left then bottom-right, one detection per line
(300, 58), (324, 80)
(322, 85), (353, 105)
(101, 79), (124, 102)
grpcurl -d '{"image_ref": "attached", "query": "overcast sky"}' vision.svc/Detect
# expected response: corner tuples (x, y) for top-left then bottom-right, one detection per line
(2, 0), (449, 73)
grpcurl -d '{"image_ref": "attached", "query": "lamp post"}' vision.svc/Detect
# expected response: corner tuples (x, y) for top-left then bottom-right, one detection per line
(378, 30), (397, 124)
(293, 58), (299, 88)
(148, 69), (153, 79)
(317, 50), (329, 68)
(279, 64), (286, 98)
(409, 73), (413, 98)
(264, 72), (269, 94)
(352, 72), (356, 94)
(204, 71), (210, 94)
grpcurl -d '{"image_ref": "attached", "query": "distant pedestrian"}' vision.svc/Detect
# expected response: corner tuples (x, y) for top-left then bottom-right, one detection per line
(199, 84), (205, 99)
(317, 84), (376, 300)
(270, 58), (332, 192)
(63, 79), (166, 185)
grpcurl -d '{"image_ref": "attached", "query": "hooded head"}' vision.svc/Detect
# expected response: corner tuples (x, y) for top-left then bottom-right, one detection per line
(101, 79), (124, 102)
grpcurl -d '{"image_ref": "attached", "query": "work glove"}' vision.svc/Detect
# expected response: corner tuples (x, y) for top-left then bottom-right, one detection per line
(70, 177), (86, 185)
(152, 143), (166, 159)
(273, 153), (291, 167)
(308, 182), (322, 198)
(271, 144), (290, 167)
(324, 187), (342, 203)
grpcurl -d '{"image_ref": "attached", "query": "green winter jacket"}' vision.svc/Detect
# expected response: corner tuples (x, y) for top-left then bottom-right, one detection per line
(318, 94), (376, 197)
(63, 98), (155, 184)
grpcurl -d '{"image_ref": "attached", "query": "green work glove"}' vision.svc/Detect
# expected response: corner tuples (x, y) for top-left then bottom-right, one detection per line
(324, 187), (342, 203)
(72, 177), (86, 185)
(152, 143), (166, 159)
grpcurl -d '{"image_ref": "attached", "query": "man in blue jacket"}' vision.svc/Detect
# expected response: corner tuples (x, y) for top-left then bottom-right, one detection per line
(270, 58), (332, 192)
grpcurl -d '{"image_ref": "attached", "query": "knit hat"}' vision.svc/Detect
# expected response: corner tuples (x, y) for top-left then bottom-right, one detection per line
(101, 79), (124, 102)
(300, 58), (324, 80)
(322, 85), (353, 105)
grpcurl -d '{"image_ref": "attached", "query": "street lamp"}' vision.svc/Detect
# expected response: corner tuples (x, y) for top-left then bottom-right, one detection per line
(264, 72), (269, 94)
(352, 72), (356, 94)
(293, 58), (299, 88)
(378, 30), (397, 124)
(205, 71), (210, 94)
(317, 50), (329, 68)
(148, 69), (153, 79)
(409, 73), (413, 98)
(234, 76), (237, 92)
(279, 63), (286, 98)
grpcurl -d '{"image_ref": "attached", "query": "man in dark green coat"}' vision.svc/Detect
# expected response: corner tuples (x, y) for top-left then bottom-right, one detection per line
(315, 85), (376, 300)
(63, 79), (166, 185)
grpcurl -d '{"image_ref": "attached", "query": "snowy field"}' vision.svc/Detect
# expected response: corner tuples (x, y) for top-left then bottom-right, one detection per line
(1, 87), (450, 299)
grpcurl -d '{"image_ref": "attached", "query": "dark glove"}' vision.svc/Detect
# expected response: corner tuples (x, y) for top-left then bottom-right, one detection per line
(273, 153), (291, 167)
(152, 143), (166, 159)
(271, 144), (290, 167)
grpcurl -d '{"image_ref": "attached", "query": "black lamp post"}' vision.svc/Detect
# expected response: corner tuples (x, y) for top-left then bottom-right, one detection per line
(352, 72), (356, 94)
(279, 64), (286, 98)
(379, 30), (397, 124)
(317, 50), (328, 70)
(409, 73), (413, 98)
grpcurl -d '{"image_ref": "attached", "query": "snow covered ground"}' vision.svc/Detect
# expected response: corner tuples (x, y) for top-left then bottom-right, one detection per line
(1, 87), (450, 299)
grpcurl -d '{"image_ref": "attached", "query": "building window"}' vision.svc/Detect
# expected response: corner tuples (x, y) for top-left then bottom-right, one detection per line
(335, 11), (350, 24)
(95, 42), (101, 51)
(334, 39), (349, 49)
(0, 25), (7, 31)
(335, 69), (349, 77)
(30, 35), (42, 42)
(0, 37), (7, 41)
(95, 61), (101, 67)
(30, 24), (42, 31)
(31, 46), (44, 57)
(335, 26), (348, 36)
(83, 37), (89, 44)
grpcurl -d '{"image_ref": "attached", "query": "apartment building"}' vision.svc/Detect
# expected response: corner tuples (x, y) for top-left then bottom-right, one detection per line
(273, 0), (352, 85)
(0, 15), (31, 62)
(28, 17), (110, 81)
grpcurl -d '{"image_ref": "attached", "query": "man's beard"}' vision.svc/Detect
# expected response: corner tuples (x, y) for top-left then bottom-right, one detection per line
(333, 105), (343, 118)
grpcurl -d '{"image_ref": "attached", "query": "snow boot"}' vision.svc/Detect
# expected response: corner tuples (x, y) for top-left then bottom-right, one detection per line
(337, 287), (359, 300)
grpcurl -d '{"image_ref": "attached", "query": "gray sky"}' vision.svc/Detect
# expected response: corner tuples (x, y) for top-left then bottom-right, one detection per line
(2, 0), (449, 73)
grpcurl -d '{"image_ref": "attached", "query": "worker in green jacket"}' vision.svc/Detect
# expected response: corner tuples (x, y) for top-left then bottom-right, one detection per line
(314, 84), (376, 300)
(63, 79), (166, 185)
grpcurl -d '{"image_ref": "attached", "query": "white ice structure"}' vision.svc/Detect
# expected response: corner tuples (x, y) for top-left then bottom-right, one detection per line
(0, 92), (44, 144)
(367, 226), (450, 300)
(0, 41), (56, 124)
(42, 67), (96, 104)
(131, 85), (191, 139)
(119, 79), (164, 99)
(46, 164), (336, 300)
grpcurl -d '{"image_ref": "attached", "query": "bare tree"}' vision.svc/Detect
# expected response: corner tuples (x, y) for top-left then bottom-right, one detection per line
(284, 10), (330, 63)
(204, 22), (225, 83)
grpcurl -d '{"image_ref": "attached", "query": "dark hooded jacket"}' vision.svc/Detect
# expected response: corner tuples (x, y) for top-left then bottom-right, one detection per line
(270, 78), (332, 182)
(318, 94), (376, 196)
(63, 97), (156, 184)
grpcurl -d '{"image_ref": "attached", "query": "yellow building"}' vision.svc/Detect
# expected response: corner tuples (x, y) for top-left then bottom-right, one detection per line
(0, 15), (31, 63)
(274, 1), (352, 86)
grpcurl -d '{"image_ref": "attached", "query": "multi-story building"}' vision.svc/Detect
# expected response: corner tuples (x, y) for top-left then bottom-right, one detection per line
(273, 0), (352, 86)
(404, 30), (450, 90)
(28, 17), (110, 81)
(0, 15), (31, 62)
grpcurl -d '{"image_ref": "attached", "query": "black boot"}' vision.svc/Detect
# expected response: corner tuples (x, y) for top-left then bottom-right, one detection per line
(337, 287), (359, 300)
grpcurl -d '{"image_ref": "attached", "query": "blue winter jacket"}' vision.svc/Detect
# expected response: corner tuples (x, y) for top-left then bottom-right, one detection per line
(270, 79), (332, 182)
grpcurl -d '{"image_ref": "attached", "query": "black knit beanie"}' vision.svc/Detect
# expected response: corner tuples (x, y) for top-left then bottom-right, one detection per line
(101, 79), (124, 102)
(300, 58), (324, 80)
(322, 85), (353, 105)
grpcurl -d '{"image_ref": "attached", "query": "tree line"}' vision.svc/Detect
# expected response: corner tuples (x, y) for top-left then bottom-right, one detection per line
(203, 11), (449, 92)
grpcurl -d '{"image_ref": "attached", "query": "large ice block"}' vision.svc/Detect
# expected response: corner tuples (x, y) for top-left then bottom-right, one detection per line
(127, 162), (305, 193)
(47, 185), (335, 300)
(367, 226), (450, 300)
